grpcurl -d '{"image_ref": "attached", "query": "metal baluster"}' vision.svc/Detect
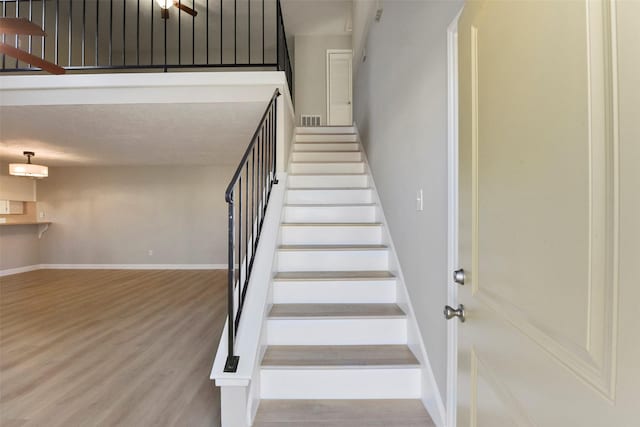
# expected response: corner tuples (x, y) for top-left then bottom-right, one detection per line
(262, 0), (264, 64)
(251, 145), (256, 262)
(55, 0), (59, 66)
(192, 0), (195, 64)
(178, 0), (181, 65)
(243, 163), (249, 304)
(150, 0), (153, 65)
(28, 0), (33, 65)
(82, 0), (86, 66)
(219, 0), (222, 64)
(15, 0), (20, 69)
(2, 1), (5, 69)
(109, 0), (112, 65)
(237, 177), (242, 324)
(234, 0), (236, 64)
(137, 0), (140, 65)
(123, 0), (126, 65)
(247, 0), (250, 64)
(42, 0), (45, 62)
(224, 193), (236, 372)
(206, 0), (209, 64)
(95, 0), (99, 65)
(68, 0), (72, 67)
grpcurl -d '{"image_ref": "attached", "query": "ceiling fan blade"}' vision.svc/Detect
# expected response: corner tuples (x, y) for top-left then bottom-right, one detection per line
(0, 18), (46, 36)
(173, 1), (198, 17)
(0, 42), (65, 74)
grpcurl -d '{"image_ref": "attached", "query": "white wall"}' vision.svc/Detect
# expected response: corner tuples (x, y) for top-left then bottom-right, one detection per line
(351, 0), (377, 77)
(36, 165), (234, 266)
(354, 0), (463, 402)
(294, 34), (352, 126)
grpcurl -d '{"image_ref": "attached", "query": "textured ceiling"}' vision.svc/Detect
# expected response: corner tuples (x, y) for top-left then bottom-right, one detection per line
(0, 102), (266, 166)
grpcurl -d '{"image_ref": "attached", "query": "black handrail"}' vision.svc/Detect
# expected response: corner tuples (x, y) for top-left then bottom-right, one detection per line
(0, 0), (293, 95)
(224, 88), (279, 373)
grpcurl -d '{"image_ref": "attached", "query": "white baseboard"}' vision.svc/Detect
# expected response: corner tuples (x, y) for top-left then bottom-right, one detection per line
(0, 263), (227, 277)
(0, 264), (41, 277)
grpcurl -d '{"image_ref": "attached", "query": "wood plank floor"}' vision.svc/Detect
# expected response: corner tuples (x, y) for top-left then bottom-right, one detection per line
(0, 269), (226, 427)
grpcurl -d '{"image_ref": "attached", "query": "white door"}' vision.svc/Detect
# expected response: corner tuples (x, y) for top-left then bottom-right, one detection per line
(327, 50), (352, 126)
(455, 0), (640, 426)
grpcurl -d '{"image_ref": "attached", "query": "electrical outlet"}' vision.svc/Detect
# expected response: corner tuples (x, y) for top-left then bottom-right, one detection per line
(416, 189), (424, 212)
(39, 211), (45, 219)
(148, 250), (154, 256)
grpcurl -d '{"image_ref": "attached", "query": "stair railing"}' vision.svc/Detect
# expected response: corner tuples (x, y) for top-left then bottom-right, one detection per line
(1, 0), (293, 95)
(223, 88), (279, 372)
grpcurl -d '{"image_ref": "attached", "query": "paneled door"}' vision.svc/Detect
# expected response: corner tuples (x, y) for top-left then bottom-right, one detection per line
(456, 0), (640, 426)
(327, 50), (353, 126)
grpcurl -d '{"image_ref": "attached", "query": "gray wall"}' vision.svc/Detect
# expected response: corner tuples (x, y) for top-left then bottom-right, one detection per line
(0, 227), (40, 271)
(294, 34), (352, 126)
(36, 165), (234, 265)
(354, 0), (462, 401)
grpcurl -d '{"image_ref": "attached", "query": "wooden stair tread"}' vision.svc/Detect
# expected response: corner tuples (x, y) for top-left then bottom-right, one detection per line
(261, 345), (419, 368)
(279, 244), (387, 251)
(269, 303), (405, 318)
(274, 271), (394, 281)
(290, 160), (363, 164)
(288, 173), (367, 176)
(254, 399), (434, 426)
(287, 187), (373, 191)
(284, 203), (376, 207)
(280, 222), (382, 227)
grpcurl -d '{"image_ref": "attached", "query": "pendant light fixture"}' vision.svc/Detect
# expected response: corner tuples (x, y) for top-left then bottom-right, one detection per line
(9, 151), (48, 178)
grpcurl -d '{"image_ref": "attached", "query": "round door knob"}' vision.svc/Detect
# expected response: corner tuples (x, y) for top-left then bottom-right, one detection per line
(444, 304), (465, 323)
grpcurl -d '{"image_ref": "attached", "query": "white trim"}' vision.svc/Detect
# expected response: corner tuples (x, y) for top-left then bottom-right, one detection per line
(0, 264), (226, 276)
(326, 49), (354, 126)
(446, 9), (462, 427)
(0, 264), (41, 277)
(354, 126), (446, 427)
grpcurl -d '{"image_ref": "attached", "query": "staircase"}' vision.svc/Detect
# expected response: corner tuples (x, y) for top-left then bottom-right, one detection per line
(254, 127), (435, 426)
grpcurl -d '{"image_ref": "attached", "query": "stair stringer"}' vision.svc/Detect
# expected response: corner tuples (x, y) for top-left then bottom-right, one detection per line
(356, 128), (447, 427)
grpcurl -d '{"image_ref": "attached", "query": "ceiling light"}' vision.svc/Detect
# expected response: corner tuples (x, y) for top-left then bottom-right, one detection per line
(9, 151), (48, 178)
(155, 0), (174, 9)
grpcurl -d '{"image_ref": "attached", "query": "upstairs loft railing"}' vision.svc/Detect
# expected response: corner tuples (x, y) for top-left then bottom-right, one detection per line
(224, 88), (279, 372)
(0, 0), (293, 94)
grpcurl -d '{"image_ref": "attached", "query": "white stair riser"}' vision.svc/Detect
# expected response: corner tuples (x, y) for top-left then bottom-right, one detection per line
(277, 249), (389, 272)
(283, 206), (376, 223)
(296, 126), (356, 135)
(266, 318), (407, 345)
(286, 188), (373, 204)
(294, 143), (359, 152)
(296, 134), (358, 142)
(272, 280), (396, 304)
(260, 368), (421, 399)
(289, 162), (365, 174)
(288, 174), (369, 188)
(280, 225), (382, 245)
(292, 152), (362, 162)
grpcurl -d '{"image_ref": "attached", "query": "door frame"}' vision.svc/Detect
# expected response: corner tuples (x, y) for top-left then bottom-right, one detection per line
(326, 49), (353, 126)
(446, 8), (462, 427)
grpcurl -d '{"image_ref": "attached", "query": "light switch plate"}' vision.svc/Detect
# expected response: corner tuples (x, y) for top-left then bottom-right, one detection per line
(416, 189), (424, 211)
